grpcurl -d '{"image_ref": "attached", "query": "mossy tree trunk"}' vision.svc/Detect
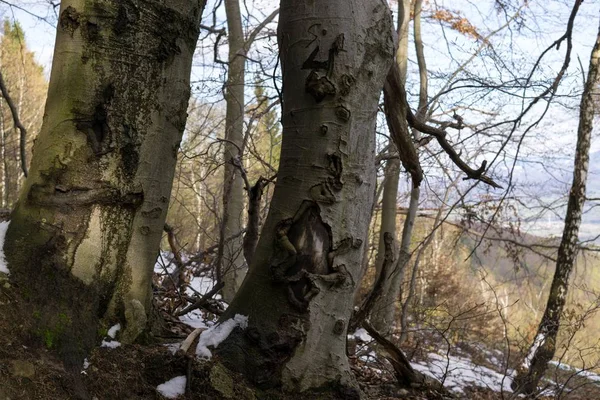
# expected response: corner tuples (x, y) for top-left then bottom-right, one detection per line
(215, 0), (394, 393)
(5, 0), (204, 367)
(512, 21), (600, 396)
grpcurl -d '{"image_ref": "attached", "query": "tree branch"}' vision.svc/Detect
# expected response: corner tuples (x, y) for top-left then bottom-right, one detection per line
(383, 65), (423, 187)
(0, 69), (28, 177)
(387, 62), (502, 189)
(175, 281), (225, 317)
(163, 223), (186, 288)
(243, 8), (279, 53)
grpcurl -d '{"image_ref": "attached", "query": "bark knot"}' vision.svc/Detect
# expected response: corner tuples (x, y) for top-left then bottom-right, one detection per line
(305, 71), (336, 103)
(59, 6), (81, 36)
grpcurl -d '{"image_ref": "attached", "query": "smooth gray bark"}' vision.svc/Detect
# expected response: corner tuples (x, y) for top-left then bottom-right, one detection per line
(215, 0), (395, 393)
(220, 0), (247, 302)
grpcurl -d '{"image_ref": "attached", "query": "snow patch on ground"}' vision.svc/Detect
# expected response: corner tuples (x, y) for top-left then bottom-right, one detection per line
(550, 360), (573, 371)
(411, 352), (514, 394)
(579, 370), (600, 382)
(80, 358), (90, 374)
(100, 323), (122, 348)
(352, 328), (373, 343)
(549, 361), (600, 383)
(154, 253), (223, 329)
(0, 221), (10, 274)
(179, 309), (211, 329)
(196, 314), (248, 358)
(101, 339), (121, 349)
(156, 375), (186, 399)
(164, 342), (181, 355)
(186, 275), (219, 298)
(359, 350), (378, 363)
(107, 323), (121, 339)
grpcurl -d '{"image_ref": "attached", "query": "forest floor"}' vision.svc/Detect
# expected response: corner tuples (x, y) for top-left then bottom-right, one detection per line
(1, 257), (600, 399)
(0, 273), (439, 400)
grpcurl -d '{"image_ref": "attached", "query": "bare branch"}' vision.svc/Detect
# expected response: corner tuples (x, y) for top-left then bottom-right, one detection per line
(383, 65), (423, 187)
(175, 281), (225, 317)
(0, 69), (28, 177)
(243, 8), (279, 53)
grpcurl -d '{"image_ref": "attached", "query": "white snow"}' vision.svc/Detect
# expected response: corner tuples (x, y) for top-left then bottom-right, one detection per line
(0, 221), (10, 274)
(186, 275), (221, 300)
(579, 369), (600, 382)
(352, 328), (373, 342)
(164, 342), (181, 355)
(549, 360), (573, 371)
(548, 361), (600, 383)
(411, 352), (514, 394)
(196, 314), (248, 358)
(101, 324), (122, 348)
(154, 253), (223, 329)
(179, 309), (211, 329)
(107, 323), (121, 339)
(101, 339), (121, 349)
(359, 350), (378, 363)
(156, 375), (186, 399)
(82, 358), (90, 370)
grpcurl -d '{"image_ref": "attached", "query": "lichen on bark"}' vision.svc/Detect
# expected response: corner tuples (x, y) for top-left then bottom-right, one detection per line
(4, 0), (204, 366)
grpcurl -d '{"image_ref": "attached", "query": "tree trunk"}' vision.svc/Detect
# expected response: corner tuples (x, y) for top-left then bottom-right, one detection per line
(215, 0), (395, 393)
(0, 100), (6, 209)
(370, 157), (400, 332)
(371, 0), (411, 333)
(397, 0), (428, 342)
(5, 0), (203, 367)
(220, 0), (247, 302)
(511, 21), (600, 396)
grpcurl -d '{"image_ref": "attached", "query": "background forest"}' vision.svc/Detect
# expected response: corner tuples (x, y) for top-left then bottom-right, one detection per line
(0, 0), (600, 399)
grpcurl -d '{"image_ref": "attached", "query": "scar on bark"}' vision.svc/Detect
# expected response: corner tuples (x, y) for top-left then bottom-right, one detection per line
(114, 3), (140, 35)
(309, 181), (336, 204)
(29, 184), (143, 209)
(309, 153), (344, 204)
(303, 34), (345, 102)
(327, 153), (343, 189)
(270, 201), (358, 310)
(339, 74), (356, 96)
(272, 201), (352, 310)
(335, 105), (350, 122)
(59, 6), (81, 36)
(74, 84), (115, 157)
(305, 71), (336, 103)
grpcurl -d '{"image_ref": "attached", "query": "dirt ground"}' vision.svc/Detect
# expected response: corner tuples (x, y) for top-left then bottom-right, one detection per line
(1, 274), (599, 400)
(0, 276), (367, 400)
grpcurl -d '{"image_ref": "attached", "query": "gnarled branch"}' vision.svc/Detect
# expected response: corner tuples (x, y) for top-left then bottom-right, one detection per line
(383, 65), (423, 187)
(387, 62), (502, 189)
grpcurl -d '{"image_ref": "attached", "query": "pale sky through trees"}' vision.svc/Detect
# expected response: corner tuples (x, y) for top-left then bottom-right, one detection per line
(4, 0), (600, 241)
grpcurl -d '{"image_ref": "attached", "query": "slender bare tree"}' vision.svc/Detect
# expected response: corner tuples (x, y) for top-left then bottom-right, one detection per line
(512, 17), (600, 396)
(219, 0), (247, 302)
